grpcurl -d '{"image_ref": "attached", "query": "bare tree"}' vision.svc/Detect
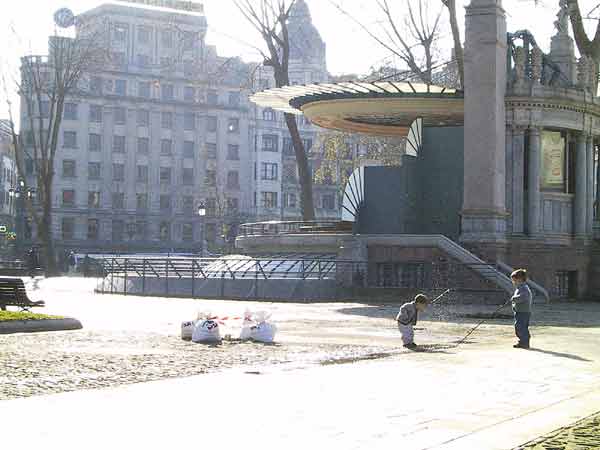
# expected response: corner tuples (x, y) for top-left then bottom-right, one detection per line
(567, 0), (600, 60)
(441, 0), (464, 88)
(2, 23), (108, 275)
(234, 0), (315, 221)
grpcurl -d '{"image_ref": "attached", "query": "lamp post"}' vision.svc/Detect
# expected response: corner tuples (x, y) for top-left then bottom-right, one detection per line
(197, 201), (206, 257)
(8, 179), (35, 258)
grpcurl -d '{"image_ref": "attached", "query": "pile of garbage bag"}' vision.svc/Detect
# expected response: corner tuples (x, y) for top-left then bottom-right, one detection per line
(181, 309), (277, 344)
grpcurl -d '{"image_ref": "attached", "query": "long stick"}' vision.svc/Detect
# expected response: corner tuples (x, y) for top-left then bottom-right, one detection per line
(455, 300), (510, 346)
(430, 288), (452, 304)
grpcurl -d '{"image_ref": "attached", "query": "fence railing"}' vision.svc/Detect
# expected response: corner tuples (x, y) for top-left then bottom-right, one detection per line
(238, 220), (351, 237)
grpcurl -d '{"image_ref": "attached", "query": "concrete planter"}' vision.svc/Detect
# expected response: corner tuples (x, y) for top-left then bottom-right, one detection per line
(0, 318), (83, 334)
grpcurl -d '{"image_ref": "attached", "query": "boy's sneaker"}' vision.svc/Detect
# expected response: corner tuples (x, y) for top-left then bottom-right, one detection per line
(403, 343), (417, 349)
(513, 342), (530, 349)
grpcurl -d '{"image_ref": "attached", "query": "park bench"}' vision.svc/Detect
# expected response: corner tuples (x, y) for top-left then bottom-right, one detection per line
(0, 277), (45, 311)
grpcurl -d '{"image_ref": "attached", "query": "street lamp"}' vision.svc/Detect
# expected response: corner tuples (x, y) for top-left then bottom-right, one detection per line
(8, 180), (36, 257)
(198, 201), (206, 256)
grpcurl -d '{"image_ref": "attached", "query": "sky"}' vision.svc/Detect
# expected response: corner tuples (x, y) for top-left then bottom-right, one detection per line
(1, 0), (599, 121)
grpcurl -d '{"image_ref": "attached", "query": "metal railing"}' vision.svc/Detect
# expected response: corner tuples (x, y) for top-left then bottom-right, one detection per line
(238, 220), (351, 237)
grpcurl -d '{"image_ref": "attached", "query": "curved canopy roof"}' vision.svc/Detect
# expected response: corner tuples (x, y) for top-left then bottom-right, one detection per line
(250, 81), (464, 137)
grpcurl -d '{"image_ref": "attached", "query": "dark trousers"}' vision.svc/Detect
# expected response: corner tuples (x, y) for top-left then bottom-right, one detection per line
(514, 312), (531, 345)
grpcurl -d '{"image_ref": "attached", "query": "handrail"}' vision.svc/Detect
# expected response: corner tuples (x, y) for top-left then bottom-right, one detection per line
(497, 261), (550, 303)
(238, 220), (350, 237)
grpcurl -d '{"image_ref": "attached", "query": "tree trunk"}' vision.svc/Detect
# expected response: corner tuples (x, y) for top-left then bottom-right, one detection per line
(40, 176), (57, 276)
(285, 113), (315, 221)
(445, 0), (464, 88)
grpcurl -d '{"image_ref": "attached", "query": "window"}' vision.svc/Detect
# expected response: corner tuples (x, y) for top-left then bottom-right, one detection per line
(206, 198), (216, 215)
(228, 118), (240, 133)
(184, 112), (195, 130)
(261, 162), (278, 181)
(182, 223), (194, 242)
(136, 221), (147, 239)
(376, 263), (426, 288)
(64, 102), (78, 120)
(89, 76), (103, 95)
(114, 107), (126, 124)
(115, 79), (127, 96)
(137, 109), (150, 126)
(113, 135), (125, 153)
(62, 218), (75, 240)
(160, 167), (172, 184)
(184, 86), (195, 102)
(112, 192), (125, 209)
(136, 193), (148, 211)
(182, 31), (195, 50)
(183, 141), (194, 158)
(63, 131), (77, 148)
(137, 137), (149, 154)
(89, 104), (103, 123)
(183, 168), (194, 185)
(161, 84), (174, 100)
(160, 56), (173, 67)
(227, 171), (239, 189)
(183, 60), (194, 76)
(227, 198), (239, 213)
(160, 195), (171, 211)
(87, 219), (99, 240)
(263, 108), (276, 121)
(161, 112), (173, 129)
(89, 134), (101, 153)
(283, 137), (294, 155)
(113, 23), (128, 42)
(138, 81), (151, 98)
(205, 170), (216, 186)
(227, 145), (239, 160)
(283, 193), (297, 208)
(303, 138), (313, 152)
(136, 165), (148, 182)
(112, 51), (126, 67)
(138, 25), (152, 44)
(555, 271), (577, 298)
(183, 196), (194, 215)
(262, 134), (278, 152)
(260, 78), (270, 90)
(228, 91), (240, 107)
(207, 116), (217, 132)
(62, 160), (76, 178)
(88, 191), (100, 208)
(159, 221), (170, 240)
(137, 54), (151, 67)
(113, 163), (125, 181)
(40, 101), (50, 118)
(261, 192), (278, 209)
(62, 190), (75, 207)
(161, 30), (173, 48)
(88, 162), (101, 179)
(112, 219), (124, 242)
(207, 90), (218, 105)
(283, 163), (297, 183)
(322, 194), (336, 210)
(161, 139), (172, 155)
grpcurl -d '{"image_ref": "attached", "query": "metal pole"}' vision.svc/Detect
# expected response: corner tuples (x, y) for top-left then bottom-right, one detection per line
(142, 259), (146, 294)
(124, 258), (128, 296)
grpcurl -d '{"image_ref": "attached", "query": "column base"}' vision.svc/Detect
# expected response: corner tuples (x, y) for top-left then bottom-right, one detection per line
(460, 210), (508, 245)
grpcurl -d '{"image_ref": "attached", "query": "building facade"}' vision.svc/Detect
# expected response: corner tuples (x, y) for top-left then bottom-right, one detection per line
(0, 122), (17, 256)
(18, 0), (351, 254)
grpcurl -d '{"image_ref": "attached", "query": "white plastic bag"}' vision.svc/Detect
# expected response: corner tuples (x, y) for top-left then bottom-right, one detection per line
(192, 312), (221, 343)
(181, 321), (196, 341)
(242, 311), (277, 343)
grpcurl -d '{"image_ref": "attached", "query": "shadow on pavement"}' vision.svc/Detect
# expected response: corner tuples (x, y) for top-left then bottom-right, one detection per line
(527, 347), (592, 362)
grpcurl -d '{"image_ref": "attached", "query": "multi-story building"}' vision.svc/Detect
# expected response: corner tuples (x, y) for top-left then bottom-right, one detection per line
(18, 0), (384, 254)
(0, 120), (17, 255)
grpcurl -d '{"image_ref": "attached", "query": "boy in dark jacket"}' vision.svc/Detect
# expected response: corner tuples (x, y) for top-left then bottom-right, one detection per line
(396, 294), (429, 349)
(511, 269), (533, 349)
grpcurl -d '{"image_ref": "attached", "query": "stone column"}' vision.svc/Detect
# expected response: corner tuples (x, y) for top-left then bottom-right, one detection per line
(528, 128), (541, 235)
(461, 0), (508, 246)
(512, 127), (526, 234)
(587, 136), (594, 234)
(505, 126), (513, 233)
(575, 133), (588, 236)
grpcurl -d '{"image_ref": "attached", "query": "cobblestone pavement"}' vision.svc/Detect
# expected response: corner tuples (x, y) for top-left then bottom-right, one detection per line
(515, 412), (600, 450)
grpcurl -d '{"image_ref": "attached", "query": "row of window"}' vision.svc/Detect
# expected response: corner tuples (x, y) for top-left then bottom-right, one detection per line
(264, 135), (313, 154)
(112, 23), (197, 51)
(54, 132), (240, 156)
(60, 164), (240, 188)
(87, 74), (240, 107)
(62, 218), (196, 242)
(253, 192), (336, 210)
(60, 191), (239, 213)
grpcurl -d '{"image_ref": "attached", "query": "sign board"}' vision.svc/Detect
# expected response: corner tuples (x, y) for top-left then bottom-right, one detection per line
(541, 131), (565, 189)
(118, 0), (204, 13)
(0, 226), (6, 234)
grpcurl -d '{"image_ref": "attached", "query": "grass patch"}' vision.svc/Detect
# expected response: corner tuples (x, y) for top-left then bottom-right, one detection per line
(0, 311), (64, 321)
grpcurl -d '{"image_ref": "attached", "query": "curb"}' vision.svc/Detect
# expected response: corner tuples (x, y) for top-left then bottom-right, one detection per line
(0, 318), (83, 334)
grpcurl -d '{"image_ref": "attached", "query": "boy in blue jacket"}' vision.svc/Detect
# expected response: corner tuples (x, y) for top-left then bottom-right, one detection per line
(396, 294), (429, 349)
(511, 269), (533, 349)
